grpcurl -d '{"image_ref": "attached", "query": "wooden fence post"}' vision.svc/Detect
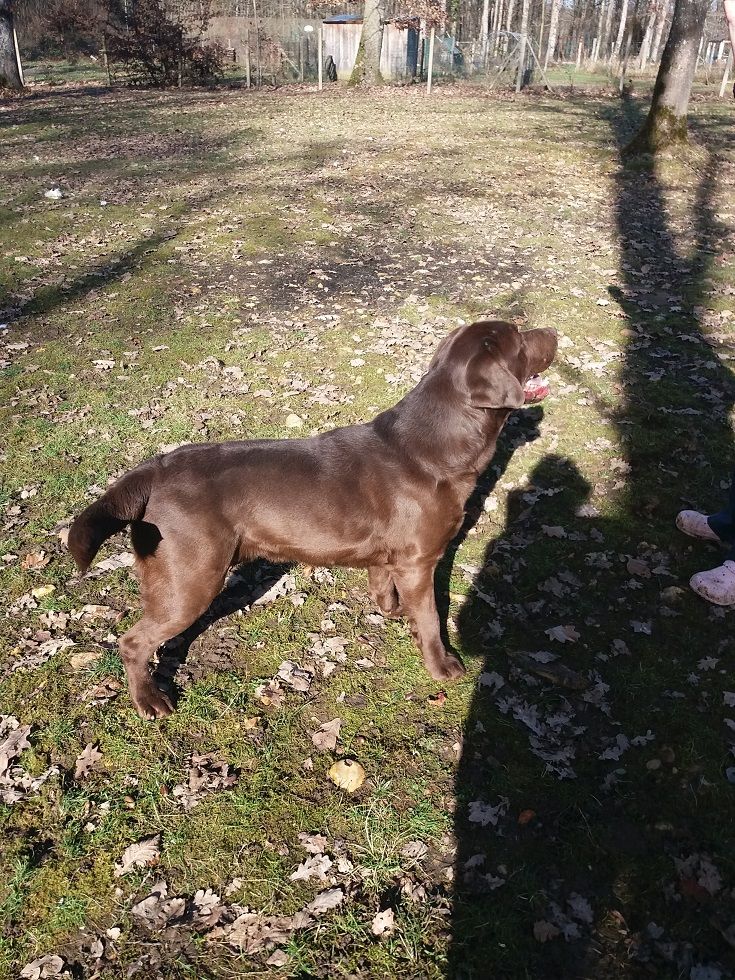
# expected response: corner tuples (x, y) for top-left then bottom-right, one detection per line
(245, 27), (251, 87)
(719, 48), (733, 97)
(426, 26), (436, 93)
(318, 26), (323, 90)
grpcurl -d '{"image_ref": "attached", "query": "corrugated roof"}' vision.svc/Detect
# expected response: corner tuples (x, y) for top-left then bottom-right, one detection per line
(322, 14), (363, 23)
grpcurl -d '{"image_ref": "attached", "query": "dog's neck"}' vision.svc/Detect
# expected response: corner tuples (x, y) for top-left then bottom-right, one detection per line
(373, 376), (509, 479)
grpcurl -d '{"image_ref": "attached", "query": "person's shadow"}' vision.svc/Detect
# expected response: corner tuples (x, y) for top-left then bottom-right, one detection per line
(436, 405), (546, 640)
(445, 95), (735, 979)
(448, 453), (641, 979)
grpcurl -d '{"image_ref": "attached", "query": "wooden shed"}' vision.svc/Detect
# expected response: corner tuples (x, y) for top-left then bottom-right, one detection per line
(322, 14), (419, 81)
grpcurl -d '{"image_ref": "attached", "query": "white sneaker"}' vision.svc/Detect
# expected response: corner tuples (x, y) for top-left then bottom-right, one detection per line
(676, 510), (722, 543)
(690, 560), (735, 606)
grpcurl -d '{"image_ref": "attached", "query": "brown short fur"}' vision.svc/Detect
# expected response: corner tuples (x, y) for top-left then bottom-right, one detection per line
(68, 321), (558, 719)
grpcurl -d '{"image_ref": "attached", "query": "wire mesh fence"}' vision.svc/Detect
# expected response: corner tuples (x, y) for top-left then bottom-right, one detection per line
(203, 13), (733, 93)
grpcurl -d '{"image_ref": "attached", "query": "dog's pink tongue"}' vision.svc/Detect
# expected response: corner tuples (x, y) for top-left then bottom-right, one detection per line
(523, 375), (550, 403)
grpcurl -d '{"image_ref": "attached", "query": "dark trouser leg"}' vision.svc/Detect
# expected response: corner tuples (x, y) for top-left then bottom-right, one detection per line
(707, 467), (735, 549)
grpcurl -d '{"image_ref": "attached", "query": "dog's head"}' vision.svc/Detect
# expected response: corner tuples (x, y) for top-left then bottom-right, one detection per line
(431, 320), (558, 410)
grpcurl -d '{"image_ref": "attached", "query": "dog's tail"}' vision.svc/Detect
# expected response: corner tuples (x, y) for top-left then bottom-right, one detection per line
(67, 462), (156, 573)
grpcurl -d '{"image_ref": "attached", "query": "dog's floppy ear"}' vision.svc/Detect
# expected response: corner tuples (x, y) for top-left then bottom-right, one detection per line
(466, 340), (525, 409)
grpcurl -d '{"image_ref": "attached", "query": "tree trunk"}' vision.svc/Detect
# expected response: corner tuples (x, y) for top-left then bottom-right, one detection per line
(538, 0), (546, 57)
(480, 0), (491, 58)
(594, 0), (607, 62)
(544, 0), (562, 66)
(638, 0), (659, 67)
(650, 0), (672, 62)
(504, 0), (516, 51)
(601, 0), (615, 59)
(492, 0), (505, 54)
(573, 0), (593, 53)
(349, 0), (386, 85)
(625, 0), (711, 154)
(612, 0), (629, 59)
(0, 0), (23, 89)
(516, 0), (530, 89)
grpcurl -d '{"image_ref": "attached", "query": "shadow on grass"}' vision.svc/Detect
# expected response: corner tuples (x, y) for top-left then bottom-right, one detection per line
(448, 96), (735, 978)
(154, 560), (292, 704)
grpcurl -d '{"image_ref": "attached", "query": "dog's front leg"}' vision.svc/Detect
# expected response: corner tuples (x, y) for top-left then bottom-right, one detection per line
(368, 565), (403, 617)
(393, 563), (466, 681)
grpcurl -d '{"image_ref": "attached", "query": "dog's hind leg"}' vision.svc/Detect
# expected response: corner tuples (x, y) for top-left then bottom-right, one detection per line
(119, 537), (230, 720)
(367, 565), (402, 617)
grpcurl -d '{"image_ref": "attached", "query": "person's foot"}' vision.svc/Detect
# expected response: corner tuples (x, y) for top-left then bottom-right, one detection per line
(523, 375), (550, 403)
(690, 560), (735, 606)
(676, 510), (722, 543)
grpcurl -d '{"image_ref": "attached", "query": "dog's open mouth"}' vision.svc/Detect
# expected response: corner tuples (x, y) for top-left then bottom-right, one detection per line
(523, 375), (550, 403)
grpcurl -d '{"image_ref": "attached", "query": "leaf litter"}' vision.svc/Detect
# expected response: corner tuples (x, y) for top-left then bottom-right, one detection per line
(0, 715), (58, 805)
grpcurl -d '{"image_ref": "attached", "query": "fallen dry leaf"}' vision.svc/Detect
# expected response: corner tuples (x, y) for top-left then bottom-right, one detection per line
(509, 651), (588, 691)
(371, 908), (395, 936)
(21, 550), (50, 571)
(306, 887), (344, 915)
(545, 625), (581, 644)
(91, 551), (135, 574)
(298, 832), (329, 854)
(265, 950), (291, 967)
(114, 834), (161, 876)
(1, 716), (59, 805)
(256, 680), (285, 708)
(289, 854), (333, 882)
(19, 955), (66, 979)
(72, 604), (120, 623)
(70, 649), (102, 671)
(277, 660), (312, 693)
(627, 557), (651, 578)
(468, 798), (509, 827)
(311, 718), (342, 752)
(171, 752), (238, 810)
(74, 743), (103, 781)
(533, 920), (561, 942)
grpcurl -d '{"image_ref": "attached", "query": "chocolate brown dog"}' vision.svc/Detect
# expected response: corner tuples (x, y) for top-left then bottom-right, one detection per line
(68, 321), (557, 720)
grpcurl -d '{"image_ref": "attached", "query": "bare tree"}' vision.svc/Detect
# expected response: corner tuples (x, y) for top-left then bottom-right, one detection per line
(349, 0), (386, 84)
(650, 0), (672, 62)
(491, 0), (505, 54)
(612, 0), (630, 59)
(544, 0), (561, 66)
(0, 0), (23, 88)
(638, 0), (659, 66)
(504, 0), (516, 51)
(480, 0), (491, 56)
(516, 0), (529, 89)
(601, 0), (615, 58)
(625, 0), (711, 154)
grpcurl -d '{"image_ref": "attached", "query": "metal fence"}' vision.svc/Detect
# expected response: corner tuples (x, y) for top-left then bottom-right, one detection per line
(205, 14), (733, 94)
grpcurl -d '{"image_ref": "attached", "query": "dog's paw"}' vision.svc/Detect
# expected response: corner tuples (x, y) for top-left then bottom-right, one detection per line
(428, 654), (466, 681)
(131, 683), (174, 721)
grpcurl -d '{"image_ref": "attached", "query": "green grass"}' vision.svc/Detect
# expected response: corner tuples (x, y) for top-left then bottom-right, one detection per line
(1, 70), (734, 980)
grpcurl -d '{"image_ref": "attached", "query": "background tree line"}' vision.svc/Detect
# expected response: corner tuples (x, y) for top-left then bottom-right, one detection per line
(7, 0), (730, 70)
